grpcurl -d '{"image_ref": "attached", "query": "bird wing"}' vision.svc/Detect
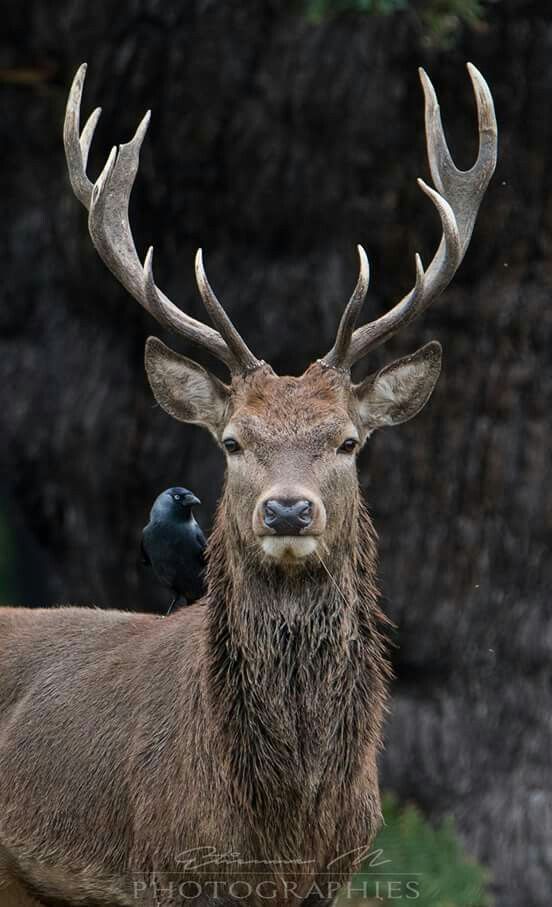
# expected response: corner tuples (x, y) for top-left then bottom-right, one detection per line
(141, 523), (181, 590)
(193, 522), (207, 564)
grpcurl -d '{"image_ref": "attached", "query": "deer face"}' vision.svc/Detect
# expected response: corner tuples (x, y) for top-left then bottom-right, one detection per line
(145, 340), (441, 566)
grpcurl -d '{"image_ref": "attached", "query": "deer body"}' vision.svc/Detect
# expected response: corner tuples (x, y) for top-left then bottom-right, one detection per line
(0, 64), (496, 906)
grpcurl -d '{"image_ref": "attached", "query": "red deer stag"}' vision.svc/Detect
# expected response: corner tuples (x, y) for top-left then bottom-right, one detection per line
(0, 63), (496, 907)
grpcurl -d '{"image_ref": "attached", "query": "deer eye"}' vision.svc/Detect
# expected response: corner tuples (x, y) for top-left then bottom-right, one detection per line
(338, 438), (358, 454)
(223, 438), (241, 454)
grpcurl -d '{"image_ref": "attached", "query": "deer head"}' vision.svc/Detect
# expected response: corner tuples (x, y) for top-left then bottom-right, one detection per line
(64, 64), (496, 567)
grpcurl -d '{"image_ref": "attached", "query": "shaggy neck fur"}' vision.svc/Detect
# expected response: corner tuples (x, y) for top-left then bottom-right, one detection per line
(205, 488), (389, 861)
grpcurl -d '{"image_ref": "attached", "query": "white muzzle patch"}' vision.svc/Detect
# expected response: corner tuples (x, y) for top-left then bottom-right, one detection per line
(261, 536), (318, 561)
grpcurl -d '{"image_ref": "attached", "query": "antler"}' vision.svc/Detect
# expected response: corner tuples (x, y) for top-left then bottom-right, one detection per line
(321, 63), (497, 371)
(64, 64), (261, 374)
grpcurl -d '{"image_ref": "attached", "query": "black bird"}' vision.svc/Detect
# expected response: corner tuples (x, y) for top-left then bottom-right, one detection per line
(141, 487), (206, 613)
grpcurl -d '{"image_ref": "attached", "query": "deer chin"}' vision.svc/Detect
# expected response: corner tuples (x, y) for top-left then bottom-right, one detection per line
(260, 536), (319, 562)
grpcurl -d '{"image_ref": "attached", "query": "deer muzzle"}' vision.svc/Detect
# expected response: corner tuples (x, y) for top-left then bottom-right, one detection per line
(253, 487), (326, 561)
(263, 498), (313, 535)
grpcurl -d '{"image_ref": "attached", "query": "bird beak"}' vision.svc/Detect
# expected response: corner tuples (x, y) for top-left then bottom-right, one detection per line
(186, 494), (201, 506)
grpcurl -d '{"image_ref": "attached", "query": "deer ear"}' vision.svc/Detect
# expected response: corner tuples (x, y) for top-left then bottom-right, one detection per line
(145, 337), (229, 436)
(353, 341), (442, 432)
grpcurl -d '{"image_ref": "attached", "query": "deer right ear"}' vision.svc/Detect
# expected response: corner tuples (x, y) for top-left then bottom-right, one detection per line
(353, 341), (442, 432)
(145, 337), (229, 436)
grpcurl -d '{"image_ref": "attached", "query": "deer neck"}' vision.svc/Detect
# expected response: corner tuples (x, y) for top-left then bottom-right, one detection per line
(204, 492), (388, 848)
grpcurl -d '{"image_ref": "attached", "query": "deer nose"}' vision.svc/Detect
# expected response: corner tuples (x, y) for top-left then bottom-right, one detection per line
(263, 499), (313, 536)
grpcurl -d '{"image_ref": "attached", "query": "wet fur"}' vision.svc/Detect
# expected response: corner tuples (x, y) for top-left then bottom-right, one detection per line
(0, 367), (391, 905)
(0, 512), (388, 906)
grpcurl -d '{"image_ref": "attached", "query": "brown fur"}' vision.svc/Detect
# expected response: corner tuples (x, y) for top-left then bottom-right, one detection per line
(0, 359), (442, 906)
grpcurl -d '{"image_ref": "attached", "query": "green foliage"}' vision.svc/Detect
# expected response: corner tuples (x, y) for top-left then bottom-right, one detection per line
(302, 0), (486, 45)
(339, 794), (492, 905)
(419, 0), (483, 46)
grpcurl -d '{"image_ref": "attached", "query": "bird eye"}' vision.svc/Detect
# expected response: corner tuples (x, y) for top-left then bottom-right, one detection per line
(173, 494), (181, 500)
(223, 438), (241, 454)
(339, 438), (358, 454)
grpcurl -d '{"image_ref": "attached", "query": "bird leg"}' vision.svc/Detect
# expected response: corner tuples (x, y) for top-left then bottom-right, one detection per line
(166, 595), (183, 617)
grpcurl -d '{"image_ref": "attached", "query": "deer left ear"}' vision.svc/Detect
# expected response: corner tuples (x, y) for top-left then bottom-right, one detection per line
(353, 341), (442, 432)
(144, 336), (229, 437)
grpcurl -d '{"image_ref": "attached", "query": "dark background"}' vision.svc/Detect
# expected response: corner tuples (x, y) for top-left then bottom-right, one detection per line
(1, 1), (551, 904)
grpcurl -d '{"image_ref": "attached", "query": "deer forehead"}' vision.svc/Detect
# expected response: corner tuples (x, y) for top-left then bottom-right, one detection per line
(226, 368), (357, 440)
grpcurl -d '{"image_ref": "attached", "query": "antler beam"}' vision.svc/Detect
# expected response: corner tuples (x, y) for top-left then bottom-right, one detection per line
(64, 64), (260, 374)
(321, 63), (497, 371)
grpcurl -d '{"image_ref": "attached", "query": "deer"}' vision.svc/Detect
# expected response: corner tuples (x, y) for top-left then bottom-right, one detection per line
(0, 62), (496, 907)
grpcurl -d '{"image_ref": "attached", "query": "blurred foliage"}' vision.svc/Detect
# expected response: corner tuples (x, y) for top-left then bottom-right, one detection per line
(302, 0), (485, 45)
(339, 794), (492, 905)
(304, 0), (408, 15)
(419, 0), (484, 45)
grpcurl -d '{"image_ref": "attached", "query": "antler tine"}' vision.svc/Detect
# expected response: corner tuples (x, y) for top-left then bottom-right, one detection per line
(64, 64), (260, 374)
(342, 178), (461, 365)
(321, 63), (497, 371)
(140, 247), (233, 368)
(195, 250), (261, 371)
(421, 62), (497, 253)
(320, 245), (370, 371)
(63, 64), (101, 209)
